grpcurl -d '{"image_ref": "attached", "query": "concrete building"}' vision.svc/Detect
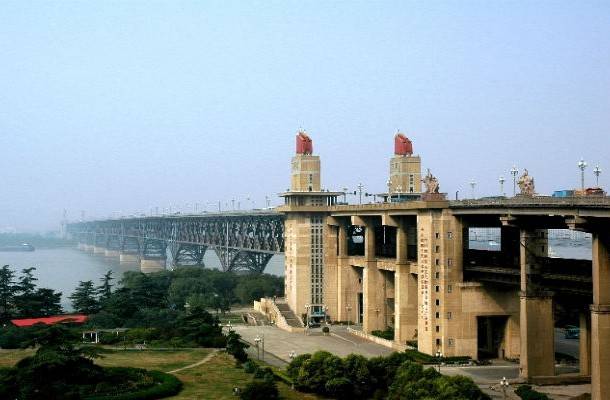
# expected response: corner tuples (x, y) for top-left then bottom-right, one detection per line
(277, 131), (610, 398)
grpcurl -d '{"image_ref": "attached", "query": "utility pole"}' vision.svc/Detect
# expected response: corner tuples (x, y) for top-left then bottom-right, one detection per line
(578, 158), (587, 191)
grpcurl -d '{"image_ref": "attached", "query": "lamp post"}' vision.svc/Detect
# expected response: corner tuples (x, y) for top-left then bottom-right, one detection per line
(288, 351), (297, 389)
(510, 165), (518, 196)
(357, 183), (364, 205)
(499, 176), (505, 196)
(500, 376), (509, 399)
(342, 187), (348, 204)
(386, 179), (392, 202)
(593, 164), (602, 187)
(346, 305), (352, 330)
(578, 158), (587, 191)
(469, 180), (477, 199)
(435, 350), (443, 372)
(254, 334), (264, 360)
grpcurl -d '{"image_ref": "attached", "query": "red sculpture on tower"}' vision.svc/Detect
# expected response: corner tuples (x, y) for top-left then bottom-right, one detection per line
(394, 132), (413, 156)
(296, 131), (313, 155)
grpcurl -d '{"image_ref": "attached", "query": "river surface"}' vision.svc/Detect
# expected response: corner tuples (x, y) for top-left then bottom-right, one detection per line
(1, 247), (284, 309)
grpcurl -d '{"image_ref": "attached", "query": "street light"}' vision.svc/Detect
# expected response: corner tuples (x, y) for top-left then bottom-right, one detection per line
(593, 164), (602, 187)
(435, 350), (443, 372)
(510, 165), (518, 196)
(578, 158), (587, 191)
(357, 183), (364, 205)
(469, 180), (477, 199)
(288, 351), (297, 389)
(342, 187), (349, 204)
(499, 176), (505, 196)
(500, 376), (510, 399)
(254, 334), (264, 360)
(345, 305), (352, 330)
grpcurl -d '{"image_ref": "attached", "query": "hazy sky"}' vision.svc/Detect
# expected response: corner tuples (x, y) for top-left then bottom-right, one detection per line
(1, 1), (609, 231)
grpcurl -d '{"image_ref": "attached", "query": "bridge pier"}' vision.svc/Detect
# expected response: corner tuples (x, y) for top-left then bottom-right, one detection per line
(93, 246), (106, 255)
(579, 310), (591, 377)
(119, 252), (139, 264)
(591, 232), (610, 400)
(394, 221), (417, 345)
(105, 249), (120, 257)
(361, 218), (386, 334)
(140, 257), (167, 273)
(519, 229), (555, 380)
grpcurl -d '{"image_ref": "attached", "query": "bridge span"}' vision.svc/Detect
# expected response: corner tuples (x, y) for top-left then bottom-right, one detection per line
(67, 211), (284, 273)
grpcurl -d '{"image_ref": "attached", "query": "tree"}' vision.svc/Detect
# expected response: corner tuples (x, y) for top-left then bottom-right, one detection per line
(69, 281), (99, 314)
(226, 331), (249, 363)
(97, 270), (114, 302)
(34, 288), (62, 316)
(0, 265), (16, 322)
(14, 267), (39, 317)
(239, 379), (279, 400)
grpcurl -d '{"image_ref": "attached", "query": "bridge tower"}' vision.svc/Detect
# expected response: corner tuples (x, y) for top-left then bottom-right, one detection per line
(389, 132), (421, 195)
(280, 130), (340, 325)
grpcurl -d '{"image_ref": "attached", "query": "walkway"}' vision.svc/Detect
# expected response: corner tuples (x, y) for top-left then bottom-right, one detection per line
(168, 349), (220, 374)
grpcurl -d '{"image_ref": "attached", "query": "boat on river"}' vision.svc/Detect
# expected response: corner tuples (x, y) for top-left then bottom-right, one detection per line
(0, 243), (35, 252)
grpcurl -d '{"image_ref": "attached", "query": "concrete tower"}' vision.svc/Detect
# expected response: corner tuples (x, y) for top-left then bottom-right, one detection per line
(389, 132), (422, 194)
(280, 131), (340, 324)
(291, 131), (321, 192)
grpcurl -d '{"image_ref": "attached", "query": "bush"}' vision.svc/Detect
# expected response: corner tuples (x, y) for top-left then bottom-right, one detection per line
(84, 370), (182, 400)
(242, 360), (259, 374)
(239, 379), (279, 400)
(515, 385), (550, 400)
(371, 326), (394, 340)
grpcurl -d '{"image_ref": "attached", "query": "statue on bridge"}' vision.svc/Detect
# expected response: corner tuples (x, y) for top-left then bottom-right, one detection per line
(423, 169), (440, 194)
(518, 169), (536, 196)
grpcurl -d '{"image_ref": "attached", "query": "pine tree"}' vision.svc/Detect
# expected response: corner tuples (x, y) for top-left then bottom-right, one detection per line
(68, 281), (99, 314)
(96, 270), (114, 301)
(35, 288), (63, 316)
(0, 265), (17, 321)
(14, 267), (39, 317)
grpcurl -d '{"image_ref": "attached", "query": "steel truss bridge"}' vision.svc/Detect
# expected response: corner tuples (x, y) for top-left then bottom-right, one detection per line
(67, 212), (285, 273)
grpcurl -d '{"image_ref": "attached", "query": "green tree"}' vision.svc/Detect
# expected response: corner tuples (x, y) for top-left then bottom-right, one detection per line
(239, 379), (279, 400)
(97, 270), (114, 301)
(14, 267), (39, 317)
(226, 330), (249, 363)
(33, 288), (62, 316)
(0, 265), (17, 322)
(69, 280), (99, 314)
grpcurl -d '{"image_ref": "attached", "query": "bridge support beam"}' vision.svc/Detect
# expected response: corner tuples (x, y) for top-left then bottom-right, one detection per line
(394, 223), (417, 345)
(362, 219), (385, 333)
(336, 223), (359, 323)
(580, 311), (591, 377)
(119, 252), (139, 264)
(141, 257), (166, 273)
(519, 229), (555, 380)
(93, 246), (106, 255)
(591, 232), (610, 400)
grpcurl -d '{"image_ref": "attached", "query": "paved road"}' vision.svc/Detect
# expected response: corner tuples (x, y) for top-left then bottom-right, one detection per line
(554, 327), (579, 359)
(231, 325), (394, 363)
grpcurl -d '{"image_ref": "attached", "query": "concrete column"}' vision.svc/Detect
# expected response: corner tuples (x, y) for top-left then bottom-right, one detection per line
(591, 232), (610, 400)
(336, 224), (352, 322)
(394, 264), (418, 344)
(93, 246), (106, 255)
(579, 311), (591, 376)
(104, 249), (120, 258)
(363, 224), (384, 333)
(119, 252), (140, 265)
(140, 257), (166, 273)
(519, 229), (554, 379)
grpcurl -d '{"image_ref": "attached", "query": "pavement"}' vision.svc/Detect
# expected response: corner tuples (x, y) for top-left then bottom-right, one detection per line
(229, 323), (589, 399)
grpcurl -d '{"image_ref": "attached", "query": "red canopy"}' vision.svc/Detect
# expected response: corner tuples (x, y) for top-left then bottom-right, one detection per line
(10, 314), (88, 327)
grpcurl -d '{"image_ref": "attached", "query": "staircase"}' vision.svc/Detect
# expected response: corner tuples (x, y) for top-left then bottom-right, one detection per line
(275, 302), (304, 328)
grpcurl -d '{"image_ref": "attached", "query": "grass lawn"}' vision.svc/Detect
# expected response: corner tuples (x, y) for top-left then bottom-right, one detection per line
(0, 348), (36, 367)
(0, 347), (323, 399)
(171, 351), (323, 400)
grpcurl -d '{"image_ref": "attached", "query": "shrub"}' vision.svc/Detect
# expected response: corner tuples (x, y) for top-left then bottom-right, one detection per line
(242, 360), (259, 374)
(515, 385), (550, 400)
(253, 366), (275, 383)
(286, 353), (311, 380)
(239, 379), (279, 400)
(84, 370), (182, 400)
(325, 377), (351, 398)
(371, 326), (394, 340)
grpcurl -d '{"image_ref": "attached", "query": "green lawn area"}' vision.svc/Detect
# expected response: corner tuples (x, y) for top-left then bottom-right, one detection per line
(0, 347), (323, 399)
(171, 351), (323, 400)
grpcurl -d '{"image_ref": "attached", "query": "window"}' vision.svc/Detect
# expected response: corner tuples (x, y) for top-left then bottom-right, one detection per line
(435, 245), (440, 253)
(435, 259), (440, 266)
(435, 299), (440, 306)
(446, 312), (452, 319)
(436, 338), (442, 346)
(447, 285), (453, 293)
(448, 338), (455, 347)
(435, 272), (440, 279)
(435, 285), (440, 292)
(435, 232), (440, 239)
(435, 312), (440, 319)
(447, 258), (453, 267)
(435, 325), (440, 333)
(447, 232), (453, 239)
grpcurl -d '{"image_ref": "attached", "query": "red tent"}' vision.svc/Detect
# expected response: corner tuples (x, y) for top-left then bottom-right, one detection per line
(10, 314), (88, 327)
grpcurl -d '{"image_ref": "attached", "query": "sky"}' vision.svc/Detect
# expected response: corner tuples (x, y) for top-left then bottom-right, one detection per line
(1, 1), (609, 231)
